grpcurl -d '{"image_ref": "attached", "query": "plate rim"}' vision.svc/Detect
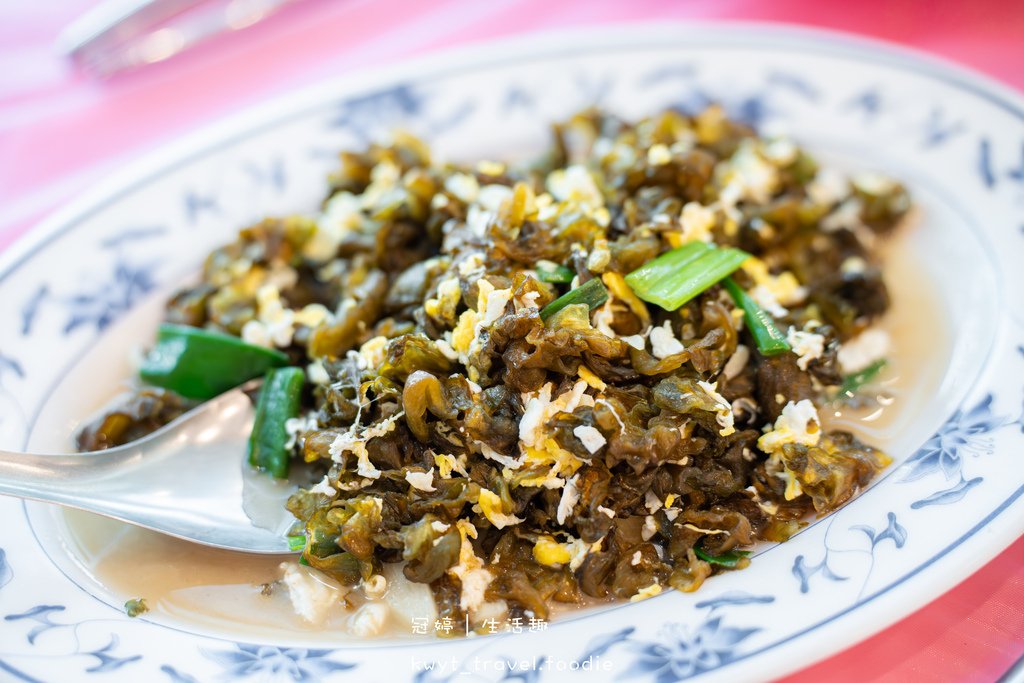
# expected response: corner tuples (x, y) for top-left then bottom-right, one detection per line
(4, 20), (1023, 681)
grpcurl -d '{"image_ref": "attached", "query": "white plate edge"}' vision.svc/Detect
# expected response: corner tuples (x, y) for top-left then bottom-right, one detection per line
(1, 22), (1022, 680)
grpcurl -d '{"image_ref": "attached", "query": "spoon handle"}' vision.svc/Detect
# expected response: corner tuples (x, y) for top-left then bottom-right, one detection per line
(0, 386), (250, 508)
(0, 388), (292, 553)
(0, 449), (123, 507)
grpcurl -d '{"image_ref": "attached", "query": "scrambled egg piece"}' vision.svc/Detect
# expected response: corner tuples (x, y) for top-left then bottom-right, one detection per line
(533, 536), (571, 566)
(307, 474), (337, 497)
(284, 413), (318, 450)
(742, 256), (808, 314)
(404, 468), (436, 492)
(476, 279), (512, 327)
(477, 184), (514, 212)
(722, 344), (750, 380)
(546, 164), (604, 209)
(449, 278), (514, 379)
(304, 191), (365, 262)
(448, 520), (493, 614)
(444, 172), (480, 203)
(359, 158), (403, 213)
(758, 399), (822, 500)
(556, 474), (581, 524)
(520, 439), (583, 485)
(758, 399), (821, 454)
(450, 310), (479, 357)
(433, 452), (469, 479)
(650, 320), (685, 359)
(577, 365), (607, 391)
(807, 167), (850, 206)
(357, 335), (389, 370)
(718, 139), (779, 205)
(647, 143), (672, 166)
(515, 381), (595, 487)
(327, 412), (404, 478)
(837, 328), (890, 373)
(241, 285), (292, 348)
(476, 488), (524, 529)
(629, 581), (663, 603)
(602, 272), (650, 327)
(424, 276), (461, 325)
(519, 382), (575, 447)
(673, 201), (717, 246)
(476, 160), (506, 176)
(586, 237), (612, 273)
(541, 164), (611, 227)
(532, 534), (598, 570)
(786, 326), (826, 371)
(572, 425), (606, 454)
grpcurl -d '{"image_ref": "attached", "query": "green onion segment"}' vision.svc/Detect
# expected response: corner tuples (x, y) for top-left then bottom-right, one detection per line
(626, 242), (749, 311)
(838, 358), (889, 397)
(722, 277), (791, 356)
(694, 546), (751, 568)
(536, 262), (575, 284)
(540, 277), (609, 321)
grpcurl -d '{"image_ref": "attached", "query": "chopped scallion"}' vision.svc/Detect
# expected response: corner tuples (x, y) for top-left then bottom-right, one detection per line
(838, 359), (888, 397)
(287, 534), (306, 552)
(539, 277), (609, 321)
(124, 598), (149, 617)
(536, 263), (575, 284)
(694, 546), (751, 568)
(722, 277), (791, 355)
(625, 242), (749, 310)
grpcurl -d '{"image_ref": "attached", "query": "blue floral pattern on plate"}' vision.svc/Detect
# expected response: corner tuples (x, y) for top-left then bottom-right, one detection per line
(899, 395), (1017, 508)
(201, 644), (356, 681)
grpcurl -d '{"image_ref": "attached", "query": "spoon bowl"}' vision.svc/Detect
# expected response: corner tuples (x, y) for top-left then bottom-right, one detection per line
(0, 386), (296, 554)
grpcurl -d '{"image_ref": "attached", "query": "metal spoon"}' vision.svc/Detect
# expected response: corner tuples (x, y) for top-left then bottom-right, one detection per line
(57, 0), (302, 77)
(0, 386), (295, 554)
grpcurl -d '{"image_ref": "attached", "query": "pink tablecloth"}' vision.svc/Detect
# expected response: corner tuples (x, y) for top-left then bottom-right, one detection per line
(1, 0), (1022, 680)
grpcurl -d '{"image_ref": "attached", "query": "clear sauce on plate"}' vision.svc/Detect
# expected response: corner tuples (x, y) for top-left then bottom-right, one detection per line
(821, 219), (950, 443)
(55, 220), (949, 641)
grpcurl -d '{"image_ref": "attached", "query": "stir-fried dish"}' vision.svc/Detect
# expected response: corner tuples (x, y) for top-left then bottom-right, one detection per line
(78, 107), (909, 633)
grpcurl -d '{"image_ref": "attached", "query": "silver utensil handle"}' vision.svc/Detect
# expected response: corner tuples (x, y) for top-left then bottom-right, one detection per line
(58, 0), (299, 76)
(0, 450), (121, 506)
(56, 0), (208, 57)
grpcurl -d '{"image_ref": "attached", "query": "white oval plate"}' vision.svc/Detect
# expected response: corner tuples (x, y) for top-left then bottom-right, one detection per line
(1, 23), (1022, 683)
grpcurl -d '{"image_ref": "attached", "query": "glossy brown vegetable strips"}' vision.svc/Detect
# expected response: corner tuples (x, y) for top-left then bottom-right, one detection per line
(84, 105), (911, 631)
